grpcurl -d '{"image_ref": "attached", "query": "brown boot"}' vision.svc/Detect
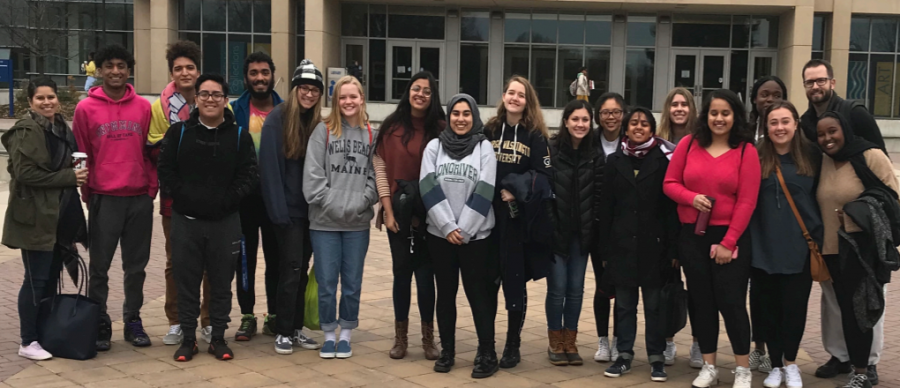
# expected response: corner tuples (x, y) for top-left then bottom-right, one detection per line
(548, 329), (568, 366)
(421, 321), (440, 360)
(390, 320), (408, 359)
(563, 329), (583, 365)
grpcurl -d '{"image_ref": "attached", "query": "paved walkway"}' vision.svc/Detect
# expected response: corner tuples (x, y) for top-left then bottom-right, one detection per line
(0, 212), (896, 388)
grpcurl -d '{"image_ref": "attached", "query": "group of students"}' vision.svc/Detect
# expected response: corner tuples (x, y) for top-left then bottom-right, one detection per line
(5, 40), (895, 388)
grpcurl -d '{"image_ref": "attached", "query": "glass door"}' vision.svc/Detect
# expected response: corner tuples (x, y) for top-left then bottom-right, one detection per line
(700, 52), (728, 102)
(671, 49), (730, 106)
(342, 39), (368, 95)
(386, 41), (443, 102)
(672, 49), (701, 106)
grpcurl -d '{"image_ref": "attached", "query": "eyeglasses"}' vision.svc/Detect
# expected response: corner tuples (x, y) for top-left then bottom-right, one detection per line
(299, 85), (321, 97)
(197, 91), (226, 101)
(411, 85), (432, 97)
(803, 77), (831, 89)
(600, 109), (623, 118)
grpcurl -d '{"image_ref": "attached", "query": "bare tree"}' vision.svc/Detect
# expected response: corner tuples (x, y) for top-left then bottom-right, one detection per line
(1, 0), (79, 74)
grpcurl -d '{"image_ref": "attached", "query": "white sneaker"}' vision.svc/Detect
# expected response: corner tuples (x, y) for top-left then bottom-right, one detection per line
(690, 342), (704, 369)
(784, 364), (803, 388)
(764, 367), (784, 388)
(610, 337), (619, 361)
(18, 341), (52, 361)
(733, 366), (753, 388)
(664, 341), (677, 366)
(692, 362), (719, 388)
(200, 326), (213, 344)
(274, 334), (293, 355)
(594, 336), (611, 362)
(163, 325), (183, 345)
(293, 329), (321, 350)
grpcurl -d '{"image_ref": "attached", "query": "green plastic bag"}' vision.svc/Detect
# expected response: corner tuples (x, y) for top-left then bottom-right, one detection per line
(304, 265), (320, 331)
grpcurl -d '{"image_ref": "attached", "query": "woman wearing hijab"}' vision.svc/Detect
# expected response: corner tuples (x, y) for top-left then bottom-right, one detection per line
(598, 107), (678, 382)
(421, 94), (499, 379)
(815, 111), (898, 388)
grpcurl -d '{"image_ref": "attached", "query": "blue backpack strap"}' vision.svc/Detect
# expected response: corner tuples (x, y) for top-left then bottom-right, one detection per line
(238, 126), (242, 151)
(177, 123), (185, 153)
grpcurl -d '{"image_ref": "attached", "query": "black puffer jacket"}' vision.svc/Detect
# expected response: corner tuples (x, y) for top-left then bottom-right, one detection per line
(549, 136), (605, 258)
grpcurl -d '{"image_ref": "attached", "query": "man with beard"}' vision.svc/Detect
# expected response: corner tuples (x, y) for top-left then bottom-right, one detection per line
(799, 59), (886, 152)
(800, 59), (886, 386)
(230, 52), (283, 341)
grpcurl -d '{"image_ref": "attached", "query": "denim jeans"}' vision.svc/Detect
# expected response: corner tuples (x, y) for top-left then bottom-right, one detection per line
(545, 239), (589, 331)
(310, 229), (369, 332)
(615, 285), (666, 364)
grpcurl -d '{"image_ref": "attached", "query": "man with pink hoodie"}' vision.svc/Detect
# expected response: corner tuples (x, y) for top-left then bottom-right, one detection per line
(72, 44), (156, 351)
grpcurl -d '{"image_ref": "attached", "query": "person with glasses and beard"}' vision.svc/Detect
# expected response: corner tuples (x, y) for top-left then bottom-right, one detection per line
(230, 52), (283, 340)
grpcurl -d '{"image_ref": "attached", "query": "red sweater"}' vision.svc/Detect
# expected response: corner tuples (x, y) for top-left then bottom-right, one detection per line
(377, 117), (443, 195)
(663, 135), (761, 251)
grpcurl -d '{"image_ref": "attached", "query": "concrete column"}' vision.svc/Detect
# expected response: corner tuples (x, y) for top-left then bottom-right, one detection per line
(487, 12), (504, 101)
(305, 0), (340, 74)
(147, 0), (179, 94)
(828, 0), (851, 97)
(653, 15), (672, 111)
(133, 0), (151, 93)
(445, 11), (460, 99)
(777, 5), (814, 109)
(271, 0), (294, 97)
(609, 15), (626, 95)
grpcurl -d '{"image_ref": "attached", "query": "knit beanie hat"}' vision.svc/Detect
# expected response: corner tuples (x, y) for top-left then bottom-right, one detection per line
(291, 59), (324, 91)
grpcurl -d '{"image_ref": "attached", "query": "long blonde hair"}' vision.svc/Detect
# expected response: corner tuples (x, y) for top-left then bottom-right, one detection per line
(485, 75), (549, 139)
(323, 75), (368, 139)
(658, 87), (697, 143)
(282, 85), (322, 159)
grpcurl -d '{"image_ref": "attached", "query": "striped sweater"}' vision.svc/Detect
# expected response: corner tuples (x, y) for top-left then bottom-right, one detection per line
(419, 138), (496, 243)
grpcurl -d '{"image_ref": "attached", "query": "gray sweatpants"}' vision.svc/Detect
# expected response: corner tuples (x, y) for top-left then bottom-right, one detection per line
(88, 194), (154, 324)
(820, 281), (884, 365)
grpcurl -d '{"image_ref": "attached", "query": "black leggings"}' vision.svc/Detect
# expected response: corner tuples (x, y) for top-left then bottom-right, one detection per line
(237, 194), (280, 315)
(387, 229), (436, 322)
(750, 274), (766, 344)
(752, 266), (812, 367)
(680, 225), (751, 356)
(19, 248), (63, 345)
(824, 253), (875, 369)
(429, 234), (499, 350)
(591, 255), (617, 337)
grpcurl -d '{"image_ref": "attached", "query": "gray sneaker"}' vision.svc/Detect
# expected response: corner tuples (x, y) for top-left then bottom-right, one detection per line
(293, 329), (321, 350)
(200, 326), (212, 344)
(163, 325), (183, 345)
(275, 334), (293, 355)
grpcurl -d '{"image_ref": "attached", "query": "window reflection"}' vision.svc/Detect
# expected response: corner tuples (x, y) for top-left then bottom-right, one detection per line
(461, 11), (490, 42)
(505, 13), (531, 43)
(627, 16), (656, 47)
(460, 44), (489, 104)
(625, 49), (655, 108)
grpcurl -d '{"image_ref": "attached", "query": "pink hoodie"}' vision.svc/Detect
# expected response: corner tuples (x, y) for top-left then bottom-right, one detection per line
(73, 85), (157, 202)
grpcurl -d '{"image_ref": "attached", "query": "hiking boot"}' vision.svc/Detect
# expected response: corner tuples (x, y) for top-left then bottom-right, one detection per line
(293, 329), (320, 350)
(605, 357), (632, 377)
(651, 361), (668, 382)
(163, 325), (183, 345)
(548, 329), (568, 366)
(422, 321), (440, 360)
(815, 356), (852, 378)
(18, 341), (52, 361)
(563, 329), (583, 366)
(499, 338), (521, 369)
(208, 337), (234, 360)
(275, 334), (293, 355)
(124, 317), (152, 347)
(262, 314), (276, 336)
(173, 340), (198, 362)
(234, 314), (257, 341)
(434, 349), (455, 373)
(471, 345), (499, 379)
(389, 320), (408, 359)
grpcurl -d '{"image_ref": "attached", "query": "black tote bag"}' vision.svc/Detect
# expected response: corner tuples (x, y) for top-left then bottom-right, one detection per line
(659, 264), (688, 336)
(37, 254), (100, 360)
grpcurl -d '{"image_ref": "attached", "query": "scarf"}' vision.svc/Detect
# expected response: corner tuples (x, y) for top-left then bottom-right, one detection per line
(161, 81), (193, 125)
(821, 111), (896, 199)
(440, 94), (486, 160)
(621, 136), (675, 160)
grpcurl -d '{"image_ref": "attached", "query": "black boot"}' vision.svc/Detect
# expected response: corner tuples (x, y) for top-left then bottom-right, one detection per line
(434, 348), (455, 373)
(96, 317), (112, 351)
(499, 337), (521, 369)
(472, 344), (499, 379)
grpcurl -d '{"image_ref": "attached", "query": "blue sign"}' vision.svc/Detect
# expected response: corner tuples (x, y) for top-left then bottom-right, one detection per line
(0, 59), (11, 117)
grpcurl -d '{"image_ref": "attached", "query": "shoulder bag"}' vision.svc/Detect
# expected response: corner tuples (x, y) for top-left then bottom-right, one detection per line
(775, 166), (831, 282)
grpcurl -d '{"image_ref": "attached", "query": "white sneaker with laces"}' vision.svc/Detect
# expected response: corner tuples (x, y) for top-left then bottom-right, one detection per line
(784, 364), (803, 388)
(18, 341), (52, 361)
(200, 326), (213, 344)
(692, 362), (719, 388)
(594, 336), (611, 362)
(690, 342), (704, 369)
(610, 337), (619, 361)
(293, 329), (321, 350)
(275, 334), (293, 355)
(163, 324), (183, 345)
(764, 367), (784, 388)
(664, 341), (677, 366)
(842, 372), (870, 388)
(733, 366), (753, 388)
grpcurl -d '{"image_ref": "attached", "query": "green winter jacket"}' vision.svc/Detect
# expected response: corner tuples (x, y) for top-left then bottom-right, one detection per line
(2, 114), (78, 251)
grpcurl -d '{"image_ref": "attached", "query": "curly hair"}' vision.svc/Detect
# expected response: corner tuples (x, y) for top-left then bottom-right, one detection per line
(166, 40), (202, 73)
(94, 44), (134, 69)
(695, 89), (753, 149)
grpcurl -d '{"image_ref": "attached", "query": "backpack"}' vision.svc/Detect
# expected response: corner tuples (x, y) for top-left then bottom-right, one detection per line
(178, 123), (243, 153)
(569, 77), (578, 97)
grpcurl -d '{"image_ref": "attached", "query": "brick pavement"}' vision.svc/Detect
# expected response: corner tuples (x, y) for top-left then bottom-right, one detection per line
(0, 213), (896, 387)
